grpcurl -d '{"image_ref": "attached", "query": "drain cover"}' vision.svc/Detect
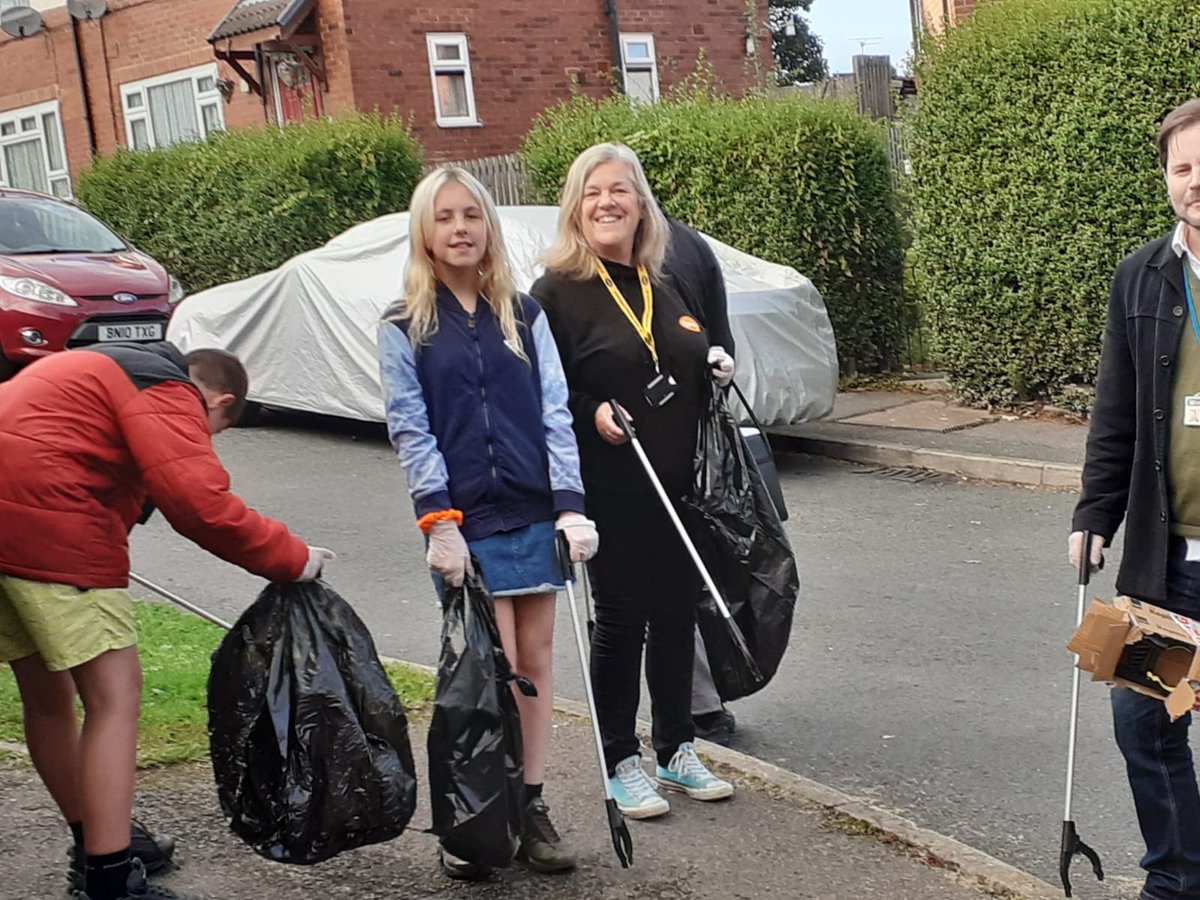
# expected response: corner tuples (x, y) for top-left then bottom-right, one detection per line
(853, 466), (955, 484)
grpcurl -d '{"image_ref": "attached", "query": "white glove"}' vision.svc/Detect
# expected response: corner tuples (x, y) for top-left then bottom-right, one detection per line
(297, 546), (336, 582)
(707, 345), (734, 387)
(556, 512), (599, 562)
(1068, 531), (1105, 573)
(427, 519), (470, 586)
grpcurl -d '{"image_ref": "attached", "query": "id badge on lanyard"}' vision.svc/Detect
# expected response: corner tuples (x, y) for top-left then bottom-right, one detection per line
(596, 259), (678, 407)
(1184, 261), (1200, 427)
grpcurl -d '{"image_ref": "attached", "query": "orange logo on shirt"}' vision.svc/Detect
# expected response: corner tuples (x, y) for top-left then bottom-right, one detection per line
(678, 315), (702, 333)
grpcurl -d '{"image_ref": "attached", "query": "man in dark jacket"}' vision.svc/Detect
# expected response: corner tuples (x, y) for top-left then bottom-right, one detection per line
(1071, 99), (1200, 900)
(662, 214), (739, 744)
(0, 342), (333, 900)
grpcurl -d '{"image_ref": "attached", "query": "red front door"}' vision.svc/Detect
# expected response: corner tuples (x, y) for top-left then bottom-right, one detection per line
(271, 55), (324, 124)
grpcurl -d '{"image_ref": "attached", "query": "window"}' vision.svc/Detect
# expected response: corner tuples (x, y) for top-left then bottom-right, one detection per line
(620, 33), (660, 104)
(426, 33), (479, 128)
(0, 101), (71, 198)
(0, 193), (127, 254)
(121, 65), (225, 151)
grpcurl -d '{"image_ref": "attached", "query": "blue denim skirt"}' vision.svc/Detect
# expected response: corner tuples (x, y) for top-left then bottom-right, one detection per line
(468, 520), (564, 597)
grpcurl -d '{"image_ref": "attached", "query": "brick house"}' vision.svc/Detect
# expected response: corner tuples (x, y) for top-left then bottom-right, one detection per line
(910, 0), (976, 37)
(0, 0), (770, 196)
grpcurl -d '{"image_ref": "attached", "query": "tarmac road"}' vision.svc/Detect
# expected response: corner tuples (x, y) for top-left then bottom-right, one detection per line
(128, 413), (1144, 898)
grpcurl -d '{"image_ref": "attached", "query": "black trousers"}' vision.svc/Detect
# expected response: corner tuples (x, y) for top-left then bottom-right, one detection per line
(586, 486), (698, 773)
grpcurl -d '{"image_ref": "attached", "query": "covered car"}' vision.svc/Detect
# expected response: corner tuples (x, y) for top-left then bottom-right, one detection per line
(167, 206), (836, 426)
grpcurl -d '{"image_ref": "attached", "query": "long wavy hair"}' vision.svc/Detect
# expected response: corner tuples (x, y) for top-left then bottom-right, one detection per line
(541, 142), (670, 281)
(388, 167), (525, 360)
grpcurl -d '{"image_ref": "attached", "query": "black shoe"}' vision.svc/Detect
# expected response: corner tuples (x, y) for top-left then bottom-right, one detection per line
(69, 820), (177, 894)
(693, 708), (736, 745)
(517, 796), (576, 874)
(439, 848), (494, 881)
(80, 857), (201, 899)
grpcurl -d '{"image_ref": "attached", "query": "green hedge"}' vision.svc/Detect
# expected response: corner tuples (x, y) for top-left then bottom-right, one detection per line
(522, 91), (906, 373)
(78, 114), (423, 293)
(909, 0), (1200, 407)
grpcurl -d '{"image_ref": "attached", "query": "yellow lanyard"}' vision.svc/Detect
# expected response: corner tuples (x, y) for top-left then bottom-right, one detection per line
(595, 258), (658, 369)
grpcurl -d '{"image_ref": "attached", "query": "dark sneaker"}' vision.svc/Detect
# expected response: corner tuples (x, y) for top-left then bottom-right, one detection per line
(69, 820), (177, 894)
(439, 848), (493, 881)
(692, 707), (736, 745)
(518, 796), (576, 874)
(82, 857), (202, 899)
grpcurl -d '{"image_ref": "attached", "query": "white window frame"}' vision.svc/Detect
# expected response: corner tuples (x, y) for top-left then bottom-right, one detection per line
(426, 33), (480, 128)
(620, 33), (660, 103)
(0, 100), (70, 198)
(120, 64), (225, 151)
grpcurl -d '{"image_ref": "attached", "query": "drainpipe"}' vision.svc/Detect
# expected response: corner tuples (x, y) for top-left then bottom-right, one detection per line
(70, 17), (98, 159)
(605, 0), (625, 94)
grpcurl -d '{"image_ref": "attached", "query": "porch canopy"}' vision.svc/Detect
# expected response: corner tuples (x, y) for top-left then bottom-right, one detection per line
(207, 0), (323, 96)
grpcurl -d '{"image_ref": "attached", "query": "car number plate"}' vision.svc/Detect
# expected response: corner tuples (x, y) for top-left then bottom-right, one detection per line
(98, 323), (163, 342)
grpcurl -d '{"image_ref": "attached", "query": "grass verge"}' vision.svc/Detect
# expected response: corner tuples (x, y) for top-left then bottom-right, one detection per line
(0, 600), (435, 768)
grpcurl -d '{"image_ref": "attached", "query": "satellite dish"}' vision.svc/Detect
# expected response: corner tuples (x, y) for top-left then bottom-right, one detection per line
(0, 5), (44, 37)
(66, 0), (108, 20)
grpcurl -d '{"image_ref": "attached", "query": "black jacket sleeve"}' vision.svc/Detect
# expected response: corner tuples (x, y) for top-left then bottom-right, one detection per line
(694, 234), (735, 355)
(529, 275), (602, 429)
(665, 218), (736, 355)
(1072, 268), (1136, 544)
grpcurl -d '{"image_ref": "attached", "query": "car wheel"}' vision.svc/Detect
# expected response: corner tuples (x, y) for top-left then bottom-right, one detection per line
(235, 400), (264, 428)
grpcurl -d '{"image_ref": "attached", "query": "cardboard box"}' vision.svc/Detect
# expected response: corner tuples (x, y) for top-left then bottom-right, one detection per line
(1068, 596), (1200, 720)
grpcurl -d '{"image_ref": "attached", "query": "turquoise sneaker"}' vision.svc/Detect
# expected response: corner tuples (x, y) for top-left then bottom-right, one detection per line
(656, 742), (734, 801)
(608, 755), (670, 819)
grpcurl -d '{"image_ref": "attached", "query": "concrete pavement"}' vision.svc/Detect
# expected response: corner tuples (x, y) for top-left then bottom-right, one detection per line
(772, 384), (1087, 490)
(0, 712), (1045, 900)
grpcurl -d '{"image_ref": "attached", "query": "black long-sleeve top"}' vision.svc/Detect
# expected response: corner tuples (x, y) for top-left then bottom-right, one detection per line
(531, 261), (712, 498)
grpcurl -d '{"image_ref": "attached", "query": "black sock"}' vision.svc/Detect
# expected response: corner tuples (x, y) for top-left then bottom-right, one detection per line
(657, 747), (677, 769)
(85, 848), (132, 900)
(524, 782), (543, 804)
(69, 821), (84, 848)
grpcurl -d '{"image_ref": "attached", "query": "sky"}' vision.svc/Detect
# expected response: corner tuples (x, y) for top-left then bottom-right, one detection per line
(806, 0), (916, 75)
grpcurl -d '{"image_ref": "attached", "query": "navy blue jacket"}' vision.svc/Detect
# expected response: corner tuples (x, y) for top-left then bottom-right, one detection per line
(379, 286), (585, 542)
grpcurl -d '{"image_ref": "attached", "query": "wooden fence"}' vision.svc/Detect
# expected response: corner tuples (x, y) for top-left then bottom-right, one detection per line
(887, 125), (911, 187)
(426, 153), (534, 205)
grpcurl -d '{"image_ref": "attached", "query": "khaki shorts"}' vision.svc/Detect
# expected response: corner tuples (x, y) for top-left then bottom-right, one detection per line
(0, 574), (137, 672)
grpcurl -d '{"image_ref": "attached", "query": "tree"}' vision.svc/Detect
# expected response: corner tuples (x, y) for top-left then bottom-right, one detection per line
(770, 0), (828, 85)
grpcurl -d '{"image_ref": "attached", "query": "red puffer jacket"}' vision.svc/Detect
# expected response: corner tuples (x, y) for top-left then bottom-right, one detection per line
(0, 343), (308, 588)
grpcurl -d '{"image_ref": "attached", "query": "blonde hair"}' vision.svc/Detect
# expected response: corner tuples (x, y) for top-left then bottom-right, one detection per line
(542, 142), (670, 281)
(389, 167), (526, 359)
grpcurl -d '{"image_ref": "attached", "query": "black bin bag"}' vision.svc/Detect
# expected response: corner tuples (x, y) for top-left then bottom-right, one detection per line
(207, 581), (417, 865)
(684, 385), (801, 701)
(428, 567), (536, 869)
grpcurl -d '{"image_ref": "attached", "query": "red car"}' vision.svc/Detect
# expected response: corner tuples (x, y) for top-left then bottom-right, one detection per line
(0, 187), (184, 380)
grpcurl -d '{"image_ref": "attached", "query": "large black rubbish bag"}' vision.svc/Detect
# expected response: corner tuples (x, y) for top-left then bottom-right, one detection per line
(428, 567), (535, 869)
(683, 385), (801, 701)
(207, 581), (417, 865)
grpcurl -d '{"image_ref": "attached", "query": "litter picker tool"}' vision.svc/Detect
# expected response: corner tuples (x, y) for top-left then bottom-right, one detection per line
(1059, 530), (1104, 897)
(607, 400), (763, 687)
(556, 532), (633, 868)
(130, 572), (233, 631)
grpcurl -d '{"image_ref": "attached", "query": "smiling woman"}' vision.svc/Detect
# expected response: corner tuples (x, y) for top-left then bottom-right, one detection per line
(530, 142), (735, 819)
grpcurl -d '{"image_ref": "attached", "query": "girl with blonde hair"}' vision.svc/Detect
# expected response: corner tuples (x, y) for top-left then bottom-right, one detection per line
(532, 143), (736, 822)
(378, 166), (598, 878)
